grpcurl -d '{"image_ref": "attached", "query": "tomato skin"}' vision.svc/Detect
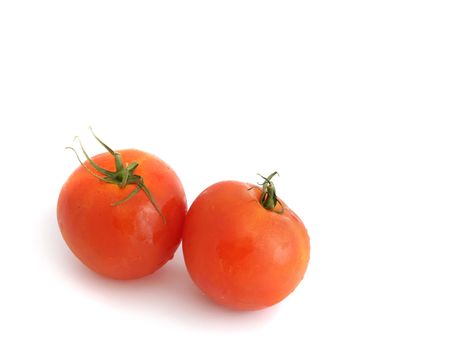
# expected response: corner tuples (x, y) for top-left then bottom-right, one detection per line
(182, 181), (310, 310)
(57, 149), (186, 280)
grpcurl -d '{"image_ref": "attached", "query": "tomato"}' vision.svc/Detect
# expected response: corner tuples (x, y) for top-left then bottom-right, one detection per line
(182, 173), (310, 310)
(57, 132), (186, 280)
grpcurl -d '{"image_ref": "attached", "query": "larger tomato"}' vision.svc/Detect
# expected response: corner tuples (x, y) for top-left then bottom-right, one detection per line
(57, 132), (186, 280)
(182, 172), (310, 310)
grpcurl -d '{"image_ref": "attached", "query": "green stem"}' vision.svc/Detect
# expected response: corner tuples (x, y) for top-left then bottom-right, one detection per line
(66, 128), (165, 222)
(253, 171), (284, 214)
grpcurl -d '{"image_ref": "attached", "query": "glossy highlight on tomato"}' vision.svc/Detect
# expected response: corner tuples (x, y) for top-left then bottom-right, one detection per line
(57, 134), (186, 280)
(182, 173), (310, 310)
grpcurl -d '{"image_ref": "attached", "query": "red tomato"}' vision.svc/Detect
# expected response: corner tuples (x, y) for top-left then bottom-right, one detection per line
(57, 134), (186, 280)
(182, 173), (310, 310)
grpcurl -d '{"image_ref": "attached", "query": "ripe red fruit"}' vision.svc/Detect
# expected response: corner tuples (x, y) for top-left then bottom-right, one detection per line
(182, 172), (310, 310)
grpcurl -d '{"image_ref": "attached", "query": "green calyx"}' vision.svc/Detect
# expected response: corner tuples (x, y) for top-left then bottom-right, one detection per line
(250, 171), (284, 214)
(66, 128), (165, 223)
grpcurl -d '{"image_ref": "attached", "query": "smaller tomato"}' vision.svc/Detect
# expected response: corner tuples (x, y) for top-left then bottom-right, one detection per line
(182, 172), (310, 310)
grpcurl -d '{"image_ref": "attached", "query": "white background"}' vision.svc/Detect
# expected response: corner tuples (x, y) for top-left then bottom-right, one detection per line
(0, 1), (466, 349)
